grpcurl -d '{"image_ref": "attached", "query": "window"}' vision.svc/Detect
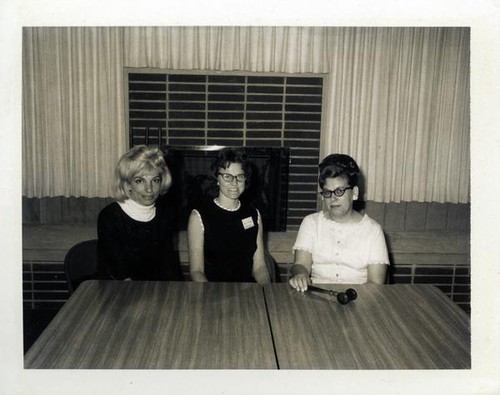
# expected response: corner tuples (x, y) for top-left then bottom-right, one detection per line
(127, 71), (323, 229)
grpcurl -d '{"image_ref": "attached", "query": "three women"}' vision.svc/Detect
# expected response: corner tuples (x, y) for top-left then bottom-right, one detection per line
(98, 145), (388, 288)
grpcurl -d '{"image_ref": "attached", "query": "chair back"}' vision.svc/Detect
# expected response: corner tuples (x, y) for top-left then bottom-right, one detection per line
(64, 239), (99, 294)
(264, 250), (279, 282)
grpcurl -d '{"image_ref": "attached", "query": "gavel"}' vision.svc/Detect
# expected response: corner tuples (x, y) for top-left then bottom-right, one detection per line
(307, 285), (357, 305)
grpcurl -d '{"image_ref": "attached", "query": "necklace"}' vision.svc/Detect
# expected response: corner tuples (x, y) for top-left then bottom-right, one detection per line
(214, 198), (241, 212)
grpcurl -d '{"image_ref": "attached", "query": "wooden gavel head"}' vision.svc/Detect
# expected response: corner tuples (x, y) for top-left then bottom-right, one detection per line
(335, 288), (357, 304)
(307, 285), (358, 304)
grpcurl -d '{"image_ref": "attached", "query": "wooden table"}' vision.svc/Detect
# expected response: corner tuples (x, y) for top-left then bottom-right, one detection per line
(24, 281), (470, 369)
(264, 283), (471, 369)
(24, 280), (277, 369)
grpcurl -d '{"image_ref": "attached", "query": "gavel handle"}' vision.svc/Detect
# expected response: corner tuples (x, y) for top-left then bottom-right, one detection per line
(307, 285), (335, 296)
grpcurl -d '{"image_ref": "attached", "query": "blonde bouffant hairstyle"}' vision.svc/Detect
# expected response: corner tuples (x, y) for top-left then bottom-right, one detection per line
(113, 145), (172, 202)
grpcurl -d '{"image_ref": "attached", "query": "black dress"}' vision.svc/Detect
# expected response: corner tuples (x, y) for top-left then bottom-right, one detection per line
(195, 199), (259, 282)
(97, 199), (183, 281)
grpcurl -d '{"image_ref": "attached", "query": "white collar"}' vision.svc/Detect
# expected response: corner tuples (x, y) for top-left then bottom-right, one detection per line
(118, 199), (156, 222)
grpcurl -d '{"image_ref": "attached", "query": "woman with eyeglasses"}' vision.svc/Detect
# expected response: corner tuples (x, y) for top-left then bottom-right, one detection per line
(187, 147), (270, 284)
(289, 154), (389, 292)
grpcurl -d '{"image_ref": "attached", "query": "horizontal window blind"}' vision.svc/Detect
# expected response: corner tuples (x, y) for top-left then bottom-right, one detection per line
(391, 264), (470, 313)
(23, 262), (69, 309)
(128, 72), (324, 229)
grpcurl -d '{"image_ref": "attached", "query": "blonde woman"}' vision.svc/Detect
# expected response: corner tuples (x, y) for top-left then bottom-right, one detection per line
(97, 145), (183, 281)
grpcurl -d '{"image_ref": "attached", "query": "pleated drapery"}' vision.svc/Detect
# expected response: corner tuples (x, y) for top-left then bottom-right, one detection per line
(22, 26), (470, 202)
(23, 27), (127, 197)
(320, 28), (470, 203)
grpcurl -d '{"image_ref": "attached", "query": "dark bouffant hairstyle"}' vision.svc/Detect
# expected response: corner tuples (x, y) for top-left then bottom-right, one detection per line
(318, 154), (360, 189)
(211, 147), (252, 185)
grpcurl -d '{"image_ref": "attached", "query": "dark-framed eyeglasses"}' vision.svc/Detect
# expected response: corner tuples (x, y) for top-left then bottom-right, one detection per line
(319, 186), (354, 198)
(218, 173), (247, 183)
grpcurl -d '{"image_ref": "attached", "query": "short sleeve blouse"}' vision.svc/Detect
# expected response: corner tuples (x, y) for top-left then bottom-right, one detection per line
(293, 211), (389, 284)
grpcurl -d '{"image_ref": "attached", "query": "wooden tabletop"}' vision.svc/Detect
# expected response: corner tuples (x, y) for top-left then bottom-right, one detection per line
(24, 280), (277, 369)
(25, 281), (470, 369)
(264, 283), (471, 369)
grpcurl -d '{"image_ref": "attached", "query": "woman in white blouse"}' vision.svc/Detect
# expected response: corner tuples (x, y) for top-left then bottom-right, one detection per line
(289, 154), (389, 292)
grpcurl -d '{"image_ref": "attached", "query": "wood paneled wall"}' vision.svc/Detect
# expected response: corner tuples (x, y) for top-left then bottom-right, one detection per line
(23, 197), (470, 231)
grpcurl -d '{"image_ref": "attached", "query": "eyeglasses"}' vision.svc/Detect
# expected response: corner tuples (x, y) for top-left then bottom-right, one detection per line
(218, 173), (247, 183)
(319, 186), (354, 198)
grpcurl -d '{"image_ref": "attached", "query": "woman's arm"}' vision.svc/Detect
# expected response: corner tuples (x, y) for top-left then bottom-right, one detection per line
(289, 249), (313, 292)
(367, 264), (387, 284)
(366, 225), (389, 284)
(252, 212), (270, 284)
(187, 210), (207, 282)
(97, 208), (129, 280)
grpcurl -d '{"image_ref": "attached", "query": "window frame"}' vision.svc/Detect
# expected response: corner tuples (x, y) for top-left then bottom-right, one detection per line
(124, 68), (325, 229)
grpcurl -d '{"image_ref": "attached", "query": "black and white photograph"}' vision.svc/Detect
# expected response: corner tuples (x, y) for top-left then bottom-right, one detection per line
(1, 1), (499, 394)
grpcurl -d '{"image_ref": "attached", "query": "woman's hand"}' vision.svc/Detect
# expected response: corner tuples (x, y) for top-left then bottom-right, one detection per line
(289, 251), (313, 292)
(253, 265), (271, 284)
(289, 273), (311, 292)
(190, 271), (208, 282)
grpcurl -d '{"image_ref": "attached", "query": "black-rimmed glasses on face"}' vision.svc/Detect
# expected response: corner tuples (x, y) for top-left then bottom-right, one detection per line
(319, 186), (354, 198)
(218, 173), (247, 183)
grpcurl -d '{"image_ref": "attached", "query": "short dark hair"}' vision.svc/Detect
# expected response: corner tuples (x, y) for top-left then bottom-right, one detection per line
(211, 147), (252, 184)
(318, 154), (360, 189)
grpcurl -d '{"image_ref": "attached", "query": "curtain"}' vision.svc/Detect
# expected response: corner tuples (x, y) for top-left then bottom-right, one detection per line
(23, 27), (127, 197)
(22, 26), (469, 202)
(320, 27), (470, 203)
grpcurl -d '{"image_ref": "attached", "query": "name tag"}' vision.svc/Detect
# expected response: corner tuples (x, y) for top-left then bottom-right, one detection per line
(241, 216), (255, 230)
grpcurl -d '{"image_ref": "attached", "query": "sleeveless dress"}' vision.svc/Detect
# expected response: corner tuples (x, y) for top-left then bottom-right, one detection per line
(193, 199), (259, 282)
